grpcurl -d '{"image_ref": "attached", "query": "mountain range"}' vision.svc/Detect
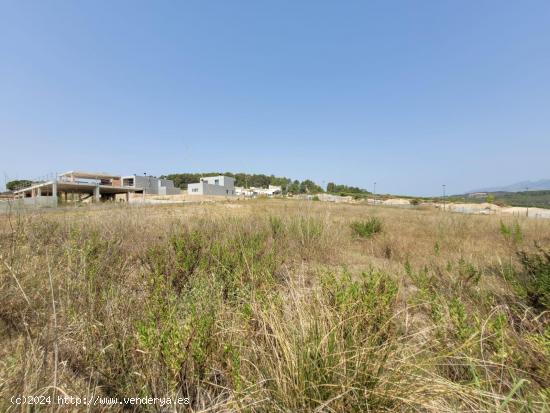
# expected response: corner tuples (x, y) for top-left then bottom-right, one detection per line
(468, 179), (550, 194)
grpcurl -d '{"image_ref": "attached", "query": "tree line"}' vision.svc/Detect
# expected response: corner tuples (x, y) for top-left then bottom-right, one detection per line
(326, 182), (371, 195)
(162, 173), (372, 196)
(161, 172), (290, 190)
(161, 172), (327, 194)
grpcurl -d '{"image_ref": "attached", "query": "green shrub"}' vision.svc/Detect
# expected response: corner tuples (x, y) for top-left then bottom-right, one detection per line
(500, 220), (523, 244)
(350, 217), (383, 238)
(458, 257), (481, 285)
(269, 216), (283, 237)
(517, 244), (550, 311)
(290, 216), (324, 250)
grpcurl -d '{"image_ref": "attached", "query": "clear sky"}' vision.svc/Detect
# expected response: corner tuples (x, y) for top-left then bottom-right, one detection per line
(1, 1), (549, 195)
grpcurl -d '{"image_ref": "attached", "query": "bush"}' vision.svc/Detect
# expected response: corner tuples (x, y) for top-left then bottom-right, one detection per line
(350, 217), (383, 238)
(500, 220), (523, 245)
(517, 244), (550, 311)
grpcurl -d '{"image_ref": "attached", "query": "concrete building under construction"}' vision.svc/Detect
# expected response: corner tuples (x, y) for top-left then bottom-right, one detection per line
(11, 171), (178, 207)
(121, 174), (181, 195)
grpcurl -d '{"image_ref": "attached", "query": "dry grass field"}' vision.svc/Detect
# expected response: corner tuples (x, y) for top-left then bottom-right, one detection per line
(1, 199), (549, 412)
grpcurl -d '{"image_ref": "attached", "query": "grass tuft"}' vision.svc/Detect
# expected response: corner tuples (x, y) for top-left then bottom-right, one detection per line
(351, 217), (383, 238)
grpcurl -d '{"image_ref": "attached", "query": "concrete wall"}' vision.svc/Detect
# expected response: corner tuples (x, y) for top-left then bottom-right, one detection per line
(21, 196), (58, 207)
(158, 178), (181, 195)
(133, 176), (158, 194)
(0, 196), (58, 213)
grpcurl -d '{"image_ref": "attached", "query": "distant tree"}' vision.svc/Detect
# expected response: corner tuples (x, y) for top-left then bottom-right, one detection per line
(6, 180), (32, 191)
(287, 180), (301, 194)
(162, 173), (222, 189)
(162, 172), (292, 190)
(486, 194), (495, 204)
(326, 182), (370, 195)
(300, 180), (324, 194)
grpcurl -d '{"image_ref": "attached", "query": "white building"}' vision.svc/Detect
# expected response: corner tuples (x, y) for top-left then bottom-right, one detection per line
(235, 185), (282, 197)
(188, 176), (236, 196)
(235, 186), (253, 196)
(266, 185), (282, 195)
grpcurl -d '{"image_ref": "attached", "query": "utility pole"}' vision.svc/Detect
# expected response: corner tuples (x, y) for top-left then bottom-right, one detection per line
(442, 184), (446, 211)
(143, 172), (147, 199)
(373, 182), (377, 205)
(526, 186), (529, 217)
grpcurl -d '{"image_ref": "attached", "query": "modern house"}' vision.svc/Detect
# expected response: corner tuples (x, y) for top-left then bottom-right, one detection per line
(11, 171), (181, 208)
(188, 175), (236, 196)
(12, 171), (143, 206)
(121, 175), (180, 195)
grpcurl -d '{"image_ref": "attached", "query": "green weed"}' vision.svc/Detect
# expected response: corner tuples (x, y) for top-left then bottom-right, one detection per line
(350, 217), (383, 238)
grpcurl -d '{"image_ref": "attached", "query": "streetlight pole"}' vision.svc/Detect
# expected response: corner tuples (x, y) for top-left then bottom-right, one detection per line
(442, 184), (446, 211)
(373, 182), (376, 205)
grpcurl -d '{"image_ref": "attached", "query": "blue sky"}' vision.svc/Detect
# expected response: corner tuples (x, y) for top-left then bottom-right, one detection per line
(1, 1), (549, 195)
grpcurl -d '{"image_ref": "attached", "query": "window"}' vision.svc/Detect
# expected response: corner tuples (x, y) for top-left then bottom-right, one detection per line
(226, 190), (229, 194)
(192, 188), (198, 192)
(215, 179), (219, 185)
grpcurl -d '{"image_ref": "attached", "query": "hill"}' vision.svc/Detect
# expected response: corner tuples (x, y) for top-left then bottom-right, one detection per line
(450, 190), (550, 209)
(469, 179), (550, 193)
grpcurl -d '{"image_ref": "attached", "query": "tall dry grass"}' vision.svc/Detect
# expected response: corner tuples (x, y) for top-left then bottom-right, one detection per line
(0, 200), (549, 411)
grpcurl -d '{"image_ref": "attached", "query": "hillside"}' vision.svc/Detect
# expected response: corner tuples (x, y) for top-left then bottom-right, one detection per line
(469, 179), (550, 193)
(452, 190), (550, 209)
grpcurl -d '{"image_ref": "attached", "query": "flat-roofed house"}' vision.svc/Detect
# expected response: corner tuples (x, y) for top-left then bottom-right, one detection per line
(12, 170), (142, 206)
(121, 175), (180, 195)
(188, 176), (236, 196)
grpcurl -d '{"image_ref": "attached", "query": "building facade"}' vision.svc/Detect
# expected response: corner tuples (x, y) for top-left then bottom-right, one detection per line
(122, 175), (180, 195)
(188, 176), (236, 196)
